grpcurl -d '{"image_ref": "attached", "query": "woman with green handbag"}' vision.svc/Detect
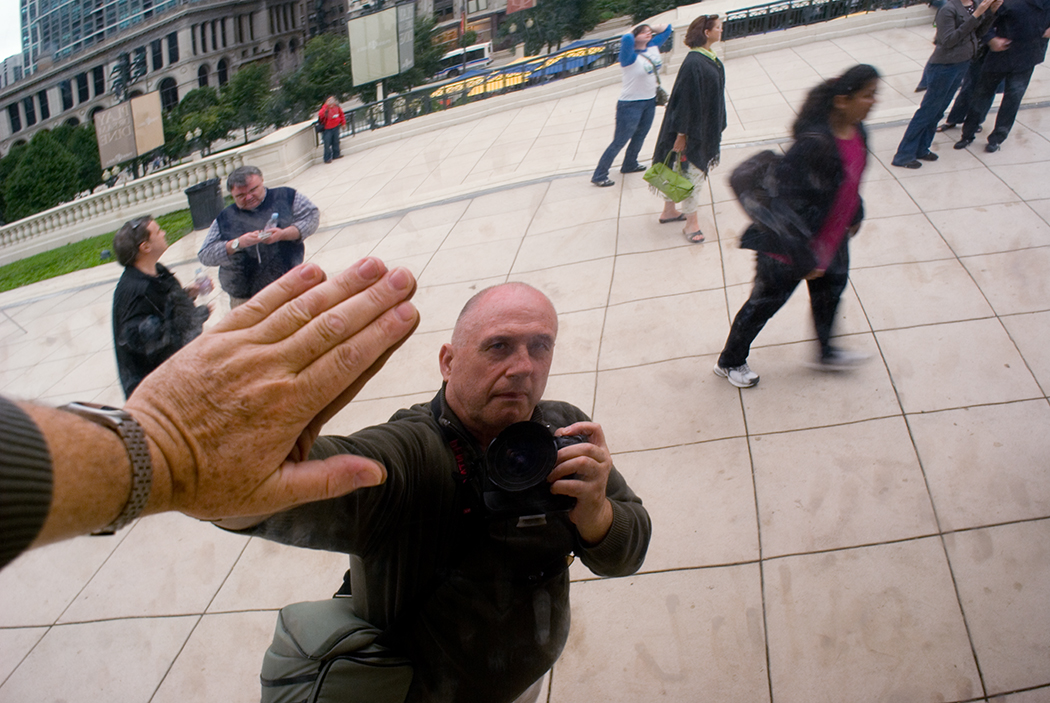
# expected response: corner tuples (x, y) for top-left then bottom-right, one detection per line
(651, 15), (726, 243)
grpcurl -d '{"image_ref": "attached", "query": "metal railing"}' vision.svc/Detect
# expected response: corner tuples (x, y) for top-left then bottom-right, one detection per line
(328, 35), (626, 140)
(723, 0), (928, 39)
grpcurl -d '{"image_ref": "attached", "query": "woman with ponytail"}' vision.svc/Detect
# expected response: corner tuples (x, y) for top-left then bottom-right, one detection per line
(713, 64), (880, 388)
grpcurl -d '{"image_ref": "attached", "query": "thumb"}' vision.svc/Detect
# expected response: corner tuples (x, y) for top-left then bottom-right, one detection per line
(269, 455), (387, 509)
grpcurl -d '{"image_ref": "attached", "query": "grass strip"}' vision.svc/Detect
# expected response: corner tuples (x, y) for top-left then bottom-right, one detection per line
(0, 209), (196, 293)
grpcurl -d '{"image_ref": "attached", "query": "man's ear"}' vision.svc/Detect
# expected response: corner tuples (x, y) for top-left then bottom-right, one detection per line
(438, 343), (454, 382)
(138, 240), (151, 257)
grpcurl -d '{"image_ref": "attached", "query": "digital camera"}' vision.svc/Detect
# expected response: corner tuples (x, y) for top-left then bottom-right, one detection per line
(480, 421), (588, 518)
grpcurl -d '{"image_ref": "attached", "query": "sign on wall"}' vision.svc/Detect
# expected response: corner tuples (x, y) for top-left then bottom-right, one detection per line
(93, 92), (165, 169)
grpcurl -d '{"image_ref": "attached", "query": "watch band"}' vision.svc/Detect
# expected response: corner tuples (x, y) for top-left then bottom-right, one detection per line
(60, 402), (152, 535)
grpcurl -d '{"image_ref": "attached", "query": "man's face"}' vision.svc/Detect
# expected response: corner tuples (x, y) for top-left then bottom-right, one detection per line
(230, 174), (266, 211)
(440, 286), (558, 446)
(139, 219), (168, 259)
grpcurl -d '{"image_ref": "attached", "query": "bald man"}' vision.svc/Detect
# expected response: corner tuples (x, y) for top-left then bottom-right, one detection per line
(226, 283), (650, 703)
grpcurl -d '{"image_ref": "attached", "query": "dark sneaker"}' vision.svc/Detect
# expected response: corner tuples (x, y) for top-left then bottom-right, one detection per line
(985, 142), (1001, 153)
(954, 137), (974, 150)
(806, 348), (869, 372)
(592, 178), (615, 187)
(917, 152), (938, 161)
(620, 163), (647, 173)
(713, 362), (759, 388)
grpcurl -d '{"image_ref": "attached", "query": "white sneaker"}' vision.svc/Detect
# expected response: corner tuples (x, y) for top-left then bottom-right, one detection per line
(713, 362), (759, 388)
(806, 347), (870, 372)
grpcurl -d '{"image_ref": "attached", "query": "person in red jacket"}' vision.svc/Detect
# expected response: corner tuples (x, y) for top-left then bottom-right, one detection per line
(318, 96), (347, 163)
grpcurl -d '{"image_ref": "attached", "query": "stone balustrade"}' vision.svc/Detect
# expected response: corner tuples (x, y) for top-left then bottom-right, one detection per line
(0, 120), (317, 267)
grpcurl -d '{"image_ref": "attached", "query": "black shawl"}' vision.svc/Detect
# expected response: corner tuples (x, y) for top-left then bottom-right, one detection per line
(652, 50), (727, 173)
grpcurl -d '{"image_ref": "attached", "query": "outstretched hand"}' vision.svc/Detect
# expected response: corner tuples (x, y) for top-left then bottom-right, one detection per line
(125, 257), (419, 521)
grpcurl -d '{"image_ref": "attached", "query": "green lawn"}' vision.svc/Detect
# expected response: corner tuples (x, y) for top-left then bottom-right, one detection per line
(0, 209), (196, 293)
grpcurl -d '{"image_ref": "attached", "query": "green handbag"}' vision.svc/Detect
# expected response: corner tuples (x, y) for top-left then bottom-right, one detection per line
(644, 151), (693, 203)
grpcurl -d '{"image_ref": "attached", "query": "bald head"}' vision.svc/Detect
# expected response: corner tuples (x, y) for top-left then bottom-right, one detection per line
(440, 283), (559, 446)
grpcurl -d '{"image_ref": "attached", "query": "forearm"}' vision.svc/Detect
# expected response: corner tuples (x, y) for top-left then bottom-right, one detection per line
(198, 222), (234, 266)
(618, 34), (637, 67)
(18, 403), (173, 547)
(291, 193), (320, 240)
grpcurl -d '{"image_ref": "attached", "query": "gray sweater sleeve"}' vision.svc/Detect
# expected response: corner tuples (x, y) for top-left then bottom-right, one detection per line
(0, 397), (53, 571)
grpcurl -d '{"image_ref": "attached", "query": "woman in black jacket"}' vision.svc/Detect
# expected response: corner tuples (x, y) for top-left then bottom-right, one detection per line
(713, 64), (880, 388)
(651, 15), (726, 243)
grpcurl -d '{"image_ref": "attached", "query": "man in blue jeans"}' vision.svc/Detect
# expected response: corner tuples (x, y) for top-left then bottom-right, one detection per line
(954, 0), (1050, 153)
(891, 0), (1000, 169)
(591, 22), (672, 187)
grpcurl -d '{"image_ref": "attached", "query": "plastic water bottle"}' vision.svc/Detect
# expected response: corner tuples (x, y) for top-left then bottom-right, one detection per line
(194, 267), (213, 295)
(265, 212), (279, 233)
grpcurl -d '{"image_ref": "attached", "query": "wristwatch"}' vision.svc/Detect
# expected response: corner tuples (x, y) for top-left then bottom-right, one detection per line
(60, 402), (152, 536)
(230, 238), (241, 252)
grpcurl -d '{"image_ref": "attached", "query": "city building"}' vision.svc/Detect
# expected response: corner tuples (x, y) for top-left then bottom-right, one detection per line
(1, 0), (309, 156)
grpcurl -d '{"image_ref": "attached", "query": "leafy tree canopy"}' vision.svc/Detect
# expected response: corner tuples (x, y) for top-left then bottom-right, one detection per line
(3, 129), (82, 221)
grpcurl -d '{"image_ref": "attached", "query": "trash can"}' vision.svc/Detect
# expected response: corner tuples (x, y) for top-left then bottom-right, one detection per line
(185, 178), (225, 230)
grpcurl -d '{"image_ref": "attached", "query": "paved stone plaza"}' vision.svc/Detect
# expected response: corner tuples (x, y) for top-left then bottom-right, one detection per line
(1, 20), (1049, 703)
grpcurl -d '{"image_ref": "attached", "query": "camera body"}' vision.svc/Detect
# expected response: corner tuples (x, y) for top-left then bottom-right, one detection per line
(480, 421), (588, 519)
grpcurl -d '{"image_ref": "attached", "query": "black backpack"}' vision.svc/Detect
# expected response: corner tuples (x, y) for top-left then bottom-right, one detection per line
(729, 149), (816, 275)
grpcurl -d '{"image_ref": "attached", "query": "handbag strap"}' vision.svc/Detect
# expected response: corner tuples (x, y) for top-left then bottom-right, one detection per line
(637, 52), (662, 87)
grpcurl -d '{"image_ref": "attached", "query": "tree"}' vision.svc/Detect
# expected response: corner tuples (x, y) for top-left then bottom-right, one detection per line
(221, 63), (273, 142)
(631, 0), (676, 24)
(170, 87), (234, 154)
(363, 15), (444, 99)
(0, 142), (28, 224)
(271, 34), (355, 126)
(3, 130), (81, 221)
(499, 0), (602, 56)
(50, 123), (104, 195)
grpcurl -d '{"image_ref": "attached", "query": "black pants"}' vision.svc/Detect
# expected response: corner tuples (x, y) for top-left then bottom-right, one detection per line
(961, 66), (1035, 145)
(718, 245), (850, 368)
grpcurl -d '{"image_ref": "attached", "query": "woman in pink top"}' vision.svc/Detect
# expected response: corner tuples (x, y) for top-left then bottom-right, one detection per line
(713, 64), (880, 388)
(318, 96), (347, 163)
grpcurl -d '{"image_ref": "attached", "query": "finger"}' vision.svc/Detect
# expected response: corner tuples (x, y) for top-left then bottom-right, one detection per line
(295, 297), (420, 409)
(210, 263), (328, 333)
(250, 258), (397, 346)
(301, 308), (421, 434)
(233, 454), (388, 518)
(278, 266), (417, 373)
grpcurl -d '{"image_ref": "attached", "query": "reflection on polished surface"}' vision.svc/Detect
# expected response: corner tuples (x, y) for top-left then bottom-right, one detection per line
(2, 21), (1050, 703)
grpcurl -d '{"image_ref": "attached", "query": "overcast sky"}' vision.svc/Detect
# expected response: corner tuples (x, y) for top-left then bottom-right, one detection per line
(1, 2), (23, 61)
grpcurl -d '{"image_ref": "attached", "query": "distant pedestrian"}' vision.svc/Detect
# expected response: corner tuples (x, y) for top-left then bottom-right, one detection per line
(891, 0), (1001, 168)
(590, 22), (672, 188)
(714, 65), (880, 388)
(954, 0), (1050, 153)
(651, 15), (726, 243)
(112, 216), (211, 398)
(318, 96), (347, 163)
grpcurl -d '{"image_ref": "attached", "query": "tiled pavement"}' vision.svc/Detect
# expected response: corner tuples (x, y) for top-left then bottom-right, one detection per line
(1, 19), (1049, 703)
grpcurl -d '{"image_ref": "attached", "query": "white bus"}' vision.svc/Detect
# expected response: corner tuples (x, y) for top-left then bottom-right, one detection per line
(434, 41), (493, 80)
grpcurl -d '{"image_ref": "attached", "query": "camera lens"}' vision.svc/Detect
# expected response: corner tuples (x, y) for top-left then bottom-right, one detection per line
(486, 422), (557, 491)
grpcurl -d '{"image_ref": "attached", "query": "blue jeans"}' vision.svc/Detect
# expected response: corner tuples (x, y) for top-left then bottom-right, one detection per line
(893, 61), (968, 165)
(592, 98), (656, 182)
(961, 67), (1035, 145)
(322, 127), (341, 162)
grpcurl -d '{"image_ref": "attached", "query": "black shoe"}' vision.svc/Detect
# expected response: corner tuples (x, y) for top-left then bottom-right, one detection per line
(936, 122), (957, 132)
(894, 160), (923, 169)
(917, 152), (939, 162)
(985, 142), (1001, 153)
(954, 137), (974, 150)
(620, 163), (647, 174)
(592, 178), (615, 187)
